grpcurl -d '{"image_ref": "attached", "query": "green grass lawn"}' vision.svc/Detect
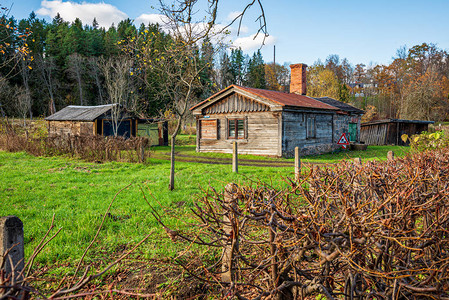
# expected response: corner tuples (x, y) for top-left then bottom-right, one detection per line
(154, 139), (409, 164)
(0, 144), (409, 269)
(0, 151), (293, 267)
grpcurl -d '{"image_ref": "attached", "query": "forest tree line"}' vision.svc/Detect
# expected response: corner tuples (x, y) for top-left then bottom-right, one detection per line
(1, 11), (449, 122)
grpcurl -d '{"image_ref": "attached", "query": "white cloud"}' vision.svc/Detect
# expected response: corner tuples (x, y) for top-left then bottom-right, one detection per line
(134, 13), (168, 27)
(36, 0), (127, 28)
(238, 25), (249, 34)
(227, 11), (242, 21)
(232, 33), (276, 51)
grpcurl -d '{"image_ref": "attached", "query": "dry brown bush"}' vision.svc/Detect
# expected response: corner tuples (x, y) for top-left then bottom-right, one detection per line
(0, 119), (151, 163)
(163, 148), (449, 299)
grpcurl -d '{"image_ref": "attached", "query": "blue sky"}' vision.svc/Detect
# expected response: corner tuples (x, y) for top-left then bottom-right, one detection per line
(7, 0), (449, 66)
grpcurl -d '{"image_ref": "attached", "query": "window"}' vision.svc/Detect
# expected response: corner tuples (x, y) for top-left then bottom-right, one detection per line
(306, 116), (316, 139)
(228, 119), (245, 139)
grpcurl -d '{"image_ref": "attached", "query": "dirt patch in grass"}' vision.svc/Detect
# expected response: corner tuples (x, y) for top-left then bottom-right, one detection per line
(31, 250), (212, 298)
(153, 152), (324, 168)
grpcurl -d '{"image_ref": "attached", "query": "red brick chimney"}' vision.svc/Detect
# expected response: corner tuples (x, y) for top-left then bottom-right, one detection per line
(290, 63), (307, 95)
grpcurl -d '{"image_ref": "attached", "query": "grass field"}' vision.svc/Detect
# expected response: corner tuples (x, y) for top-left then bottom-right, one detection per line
(0, 144), (409, 269)
(155, 138), (409, 164)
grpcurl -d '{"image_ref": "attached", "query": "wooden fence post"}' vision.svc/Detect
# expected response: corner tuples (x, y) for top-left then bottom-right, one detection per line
(222, 183), (238, 283)
(0, 216), (24, 279)
(387, 150), (395, 161)
(139, 141), (145, 163)
(232, 142), (238, 173)
(295, 147), (301, 181)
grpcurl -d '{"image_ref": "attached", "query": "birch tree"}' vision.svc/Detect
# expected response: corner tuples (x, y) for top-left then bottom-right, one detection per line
(99, 56), (135, 137)
(35, 54), (57, 115)
(67, 53), (85, 105)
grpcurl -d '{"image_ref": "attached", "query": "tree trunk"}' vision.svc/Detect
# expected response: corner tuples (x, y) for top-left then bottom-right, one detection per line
(169, 135), (176, 190)
(77, 72), (83, 106)
(168, 116), (183, 191)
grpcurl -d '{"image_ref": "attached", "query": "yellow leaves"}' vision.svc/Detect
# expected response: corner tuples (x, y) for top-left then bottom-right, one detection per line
(28, 66), (32, 70)
(401, 134), (409, 143)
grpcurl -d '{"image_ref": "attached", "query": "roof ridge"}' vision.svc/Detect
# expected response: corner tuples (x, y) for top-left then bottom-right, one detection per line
(67, 104), (118, 108)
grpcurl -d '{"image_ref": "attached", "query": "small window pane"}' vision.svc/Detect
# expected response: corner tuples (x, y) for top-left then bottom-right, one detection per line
(229, 120), (236, 138)
(237, 120), (244, 138)
(307, 117), (316, 138)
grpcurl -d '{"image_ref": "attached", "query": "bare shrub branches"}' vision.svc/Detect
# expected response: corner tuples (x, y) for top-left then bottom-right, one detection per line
(0, 122), (151, 163)
(167, 148), (449, 299)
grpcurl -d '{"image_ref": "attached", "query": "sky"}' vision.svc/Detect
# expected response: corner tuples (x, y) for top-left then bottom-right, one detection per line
(6, 0), (449, 66)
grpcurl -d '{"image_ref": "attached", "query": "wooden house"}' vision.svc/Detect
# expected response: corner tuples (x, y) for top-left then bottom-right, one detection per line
(45, 104), (168, 145)
(360, 119), (434, 146)
(190, 64), (364, 157)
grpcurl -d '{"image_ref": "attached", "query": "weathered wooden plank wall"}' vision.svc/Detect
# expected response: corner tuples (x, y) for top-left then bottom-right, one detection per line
(200, 119), (218, 139)
(282, 111), (335, 156)
(360, 123), (388, 145)
(205, 94), (269, 114)
(198, 111), (280, 156)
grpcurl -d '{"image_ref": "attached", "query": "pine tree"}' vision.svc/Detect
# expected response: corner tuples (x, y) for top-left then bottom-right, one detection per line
(230, 48), (245, 85)
(218, 51), (232, 89)
(247, 50), (265, 89)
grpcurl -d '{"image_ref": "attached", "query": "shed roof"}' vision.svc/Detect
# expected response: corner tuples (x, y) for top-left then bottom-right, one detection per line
(190, 85), (339, 112)
(362, 119), (435, 126)
(45, 104), (118, 121)
(314, 97), (365, 115)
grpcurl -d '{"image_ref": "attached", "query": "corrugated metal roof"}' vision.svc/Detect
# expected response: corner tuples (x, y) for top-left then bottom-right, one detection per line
(238, 86), (339, 110)
(315, 97), (365, 114)
(45, 104), (117, 121)
(190, 85), (339, 112)
(362, 119), (434, 126)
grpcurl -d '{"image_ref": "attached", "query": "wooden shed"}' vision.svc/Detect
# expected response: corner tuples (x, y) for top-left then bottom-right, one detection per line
(360, 119), (434, 146)
(46, 104), (138, 139)
(190, 84), (364, 157)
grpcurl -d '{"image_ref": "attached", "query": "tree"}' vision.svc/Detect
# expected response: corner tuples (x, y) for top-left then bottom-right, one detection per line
(15, 86), (31, 126)
(403, 69), (449, 121)
(325, 54), (343, 82)
(86, 57), (104, 104)
(265, 62), (290, 91)
(199, 36), (217, 99)
(230, 48), (246, 85)
(307, 63), (339, 99)
(66, 53), (85, 105)
(354, 63), (366, 83)
(35, 54), (57, 114)
(135, 0), (223, 190)
(218, 50), (232, 89)
(246, 50), (265, 88)
(99, 56), (136, 136)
